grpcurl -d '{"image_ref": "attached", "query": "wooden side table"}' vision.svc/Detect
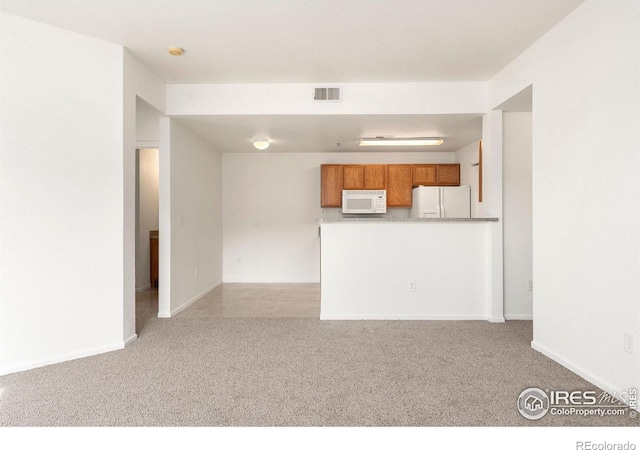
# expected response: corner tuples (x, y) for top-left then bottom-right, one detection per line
(150, 230), (158, 288)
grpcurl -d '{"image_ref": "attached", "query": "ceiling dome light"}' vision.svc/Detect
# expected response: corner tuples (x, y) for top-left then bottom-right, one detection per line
(253, 140), (270, 150)
(168, 46), (184, 56)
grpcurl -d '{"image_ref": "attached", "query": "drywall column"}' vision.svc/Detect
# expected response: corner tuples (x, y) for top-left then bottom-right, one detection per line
(158, 118), (172, 318)
(123, 50), (165, 341)
(482, 110), (504, 322)
(123, 57), (137, 343)
(502, 112), (533, 319)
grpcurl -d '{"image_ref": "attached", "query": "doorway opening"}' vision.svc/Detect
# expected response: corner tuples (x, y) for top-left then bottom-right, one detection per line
(134, 97), (162, 333)
(135, 147), (159, 330)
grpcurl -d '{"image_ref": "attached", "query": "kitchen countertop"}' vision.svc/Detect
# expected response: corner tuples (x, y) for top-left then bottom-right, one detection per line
(318, 217), (499, 223)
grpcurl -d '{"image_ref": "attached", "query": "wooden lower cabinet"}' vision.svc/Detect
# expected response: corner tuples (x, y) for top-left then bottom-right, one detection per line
(321, 164), (343, 207)
(386, 164), (413, 207)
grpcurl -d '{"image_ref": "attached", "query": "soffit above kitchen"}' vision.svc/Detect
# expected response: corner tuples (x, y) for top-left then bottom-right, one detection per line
(0, 0), (585, 84)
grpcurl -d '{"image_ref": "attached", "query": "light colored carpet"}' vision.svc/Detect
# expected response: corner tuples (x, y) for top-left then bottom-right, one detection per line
(0, 291), (636, 426)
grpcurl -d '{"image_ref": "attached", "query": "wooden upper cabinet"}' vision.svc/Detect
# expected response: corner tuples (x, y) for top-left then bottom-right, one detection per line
(412, 164), (461, 186)
(436, 164), (461, 186)
(342, 164), (386, 190)
(364, 165), (386, 189)
(342, 165), (365, 190)
(412, 164), (437, 186)
(321, 164), (342, 207)
(321, 163), (457, 207)
(386, 164), (413, 207)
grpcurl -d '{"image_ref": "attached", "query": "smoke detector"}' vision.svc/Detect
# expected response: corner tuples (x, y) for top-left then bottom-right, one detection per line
(168, 47), (184, 56)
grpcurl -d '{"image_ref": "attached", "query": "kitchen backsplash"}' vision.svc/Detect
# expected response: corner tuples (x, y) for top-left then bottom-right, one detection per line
(321, 207), (412, 220)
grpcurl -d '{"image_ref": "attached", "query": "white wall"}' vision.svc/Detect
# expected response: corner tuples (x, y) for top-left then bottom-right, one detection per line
(0, 13), (124, 374)
(223, 152), (456, 282)
(136, 149), (159, 291)
(489, 0), (640, 396)
(136, 97), (161, 146)
(158, 119), (223, 317)
(455, 140), (482, 218)
(502, 112), (532, 319)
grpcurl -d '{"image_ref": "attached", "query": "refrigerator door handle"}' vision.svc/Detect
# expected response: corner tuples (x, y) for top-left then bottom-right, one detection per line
(439, 189), (445, 218)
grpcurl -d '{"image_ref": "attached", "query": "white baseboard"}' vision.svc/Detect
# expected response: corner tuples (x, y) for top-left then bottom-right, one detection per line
(0, 341), (125, 376)
(531, 340), (638, 411)
(505, 314), (533, 320)
(124, 333), (138, 345)
(159, 280), (222, 318)
(320, 314), (490, 321)
(222, 280), (320, 284)
(136, 284), (151, 292)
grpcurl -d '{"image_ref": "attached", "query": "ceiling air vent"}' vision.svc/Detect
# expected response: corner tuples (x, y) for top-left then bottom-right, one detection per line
(314, 86), (342, 102)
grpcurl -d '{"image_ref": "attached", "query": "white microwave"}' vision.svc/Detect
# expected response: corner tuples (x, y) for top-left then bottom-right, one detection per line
(342, 190), (387, 214)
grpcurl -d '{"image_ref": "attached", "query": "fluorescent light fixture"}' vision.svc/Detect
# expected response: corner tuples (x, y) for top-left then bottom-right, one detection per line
(253, 140), (270, 150)
(359, 137), (443, 147)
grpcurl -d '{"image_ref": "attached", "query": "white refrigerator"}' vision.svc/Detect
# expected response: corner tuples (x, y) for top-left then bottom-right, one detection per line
(410, 185), (471, 218)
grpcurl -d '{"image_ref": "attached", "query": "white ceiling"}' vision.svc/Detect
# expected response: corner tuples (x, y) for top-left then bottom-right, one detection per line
(0, 0), (584, 84)
(174, 114), (483, 153)
(1, 0), (581, 153)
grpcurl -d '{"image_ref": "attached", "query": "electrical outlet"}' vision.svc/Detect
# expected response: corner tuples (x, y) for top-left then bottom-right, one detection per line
(527, 280), (533, 291)
(178, 215), (184, 225)
(408, 280), (416, 292)
(624, 333), (634, 355)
